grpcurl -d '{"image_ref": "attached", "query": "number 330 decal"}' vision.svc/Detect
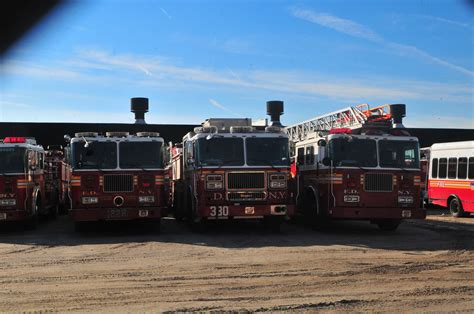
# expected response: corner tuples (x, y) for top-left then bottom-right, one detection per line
(210, 206), (229, 217)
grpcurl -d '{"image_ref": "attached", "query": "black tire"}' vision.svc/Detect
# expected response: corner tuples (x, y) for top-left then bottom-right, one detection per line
(449, 197), (465, 217)
(377, 219), (401, 231)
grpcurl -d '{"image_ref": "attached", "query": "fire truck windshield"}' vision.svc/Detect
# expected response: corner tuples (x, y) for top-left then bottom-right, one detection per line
(72, 142), (117, 169)
(246, 137), (289, 166)
(329, 138), (378, 167)
(0, 147), (26, 173)
(196, 137), (244, 167)
(119, 142), (163, 169)
(379, 140), (420, 169)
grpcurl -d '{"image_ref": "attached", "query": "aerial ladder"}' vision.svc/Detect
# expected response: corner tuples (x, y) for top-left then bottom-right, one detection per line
(284, 104), (398, 142)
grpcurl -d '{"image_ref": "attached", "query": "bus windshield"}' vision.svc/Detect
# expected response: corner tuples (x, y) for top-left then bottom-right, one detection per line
(246, 137), (289, 166)
(196, 137), (244, 166)
(119, 142), (163, 169)
(72, 142), (117, 169)
(379, 140), (420, 169)
(329, 137), (378, 167)
(0, 147), (26, 173)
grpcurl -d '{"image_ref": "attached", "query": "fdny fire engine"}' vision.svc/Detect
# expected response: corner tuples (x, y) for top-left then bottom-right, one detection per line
(170, 101), (295, 231)
(286, 104), (426, 231)
(62, 131), (166, 231)
(0, 137), (59, 229)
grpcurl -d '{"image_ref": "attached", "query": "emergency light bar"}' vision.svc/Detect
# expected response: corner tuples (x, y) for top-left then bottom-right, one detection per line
(3, 137), (27, 143)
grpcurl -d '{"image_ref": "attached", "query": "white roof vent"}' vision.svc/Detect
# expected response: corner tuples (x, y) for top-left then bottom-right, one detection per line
(230, 126), (255, 133)
(106, 132), (130, 137)
(136, 132), (160, 137)
(75, 132), (98, 138)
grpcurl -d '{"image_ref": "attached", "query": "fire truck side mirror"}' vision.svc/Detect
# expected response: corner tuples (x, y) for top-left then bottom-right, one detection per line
(322, 157), (331, 167)
(317, 139), (327, 147)
(64, 134), (71, 143)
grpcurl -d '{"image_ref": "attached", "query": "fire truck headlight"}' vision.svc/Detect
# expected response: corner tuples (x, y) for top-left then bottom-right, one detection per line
(206, 181), (223, 190)
(0, 199), (16, 206)
(344, 195), (360, 203)
(270, 181), (287, 189)
(398, 196), (414, 204)
(82, 197), (98, 204)
(139, 195), (155, 203)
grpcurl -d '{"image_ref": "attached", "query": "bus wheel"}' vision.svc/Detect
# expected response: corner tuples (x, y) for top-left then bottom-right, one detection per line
(449, 197), (465, 217)
(377, 219), (401, 231)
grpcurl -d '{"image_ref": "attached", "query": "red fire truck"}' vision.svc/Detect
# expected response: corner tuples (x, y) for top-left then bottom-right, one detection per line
(62, 131), (166, 231)
(425, 141), (473, 217)
(0, 137), (59, 229)
(170, 101), (295, 231)
(286, 104), (426, 231)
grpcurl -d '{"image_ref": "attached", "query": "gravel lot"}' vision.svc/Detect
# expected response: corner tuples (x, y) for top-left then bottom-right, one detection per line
(0, 214), (473, 312)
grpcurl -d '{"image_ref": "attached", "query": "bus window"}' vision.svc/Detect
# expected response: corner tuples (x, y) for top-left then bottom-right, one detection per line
(469, 157), (474, 180)
(458, 157), (467, 179)
(431, 158), (438, 178)
(297, 147), (305, 165)
(448, 158), (457, 179)
(439, 158), (447, 179)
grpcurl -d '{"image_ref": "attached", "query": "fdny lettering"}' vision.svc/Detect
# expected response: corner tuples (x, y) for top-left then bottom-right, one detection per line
(0, 193), (15, 198)
(212, 192), (225, 201)
(268, 191), (286, 200)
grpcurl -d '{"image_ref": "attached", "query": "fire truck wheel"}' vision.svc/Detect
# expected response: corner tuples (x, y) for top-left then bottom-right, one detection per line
(449, 197), (465, 217)
(376, 219), (401, 231)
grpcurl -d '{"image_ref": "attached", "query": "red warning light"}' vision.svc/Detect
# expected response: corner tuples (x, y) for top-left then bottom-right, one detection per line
(4, 137), (27, 143)
(329, 128), (352, 135)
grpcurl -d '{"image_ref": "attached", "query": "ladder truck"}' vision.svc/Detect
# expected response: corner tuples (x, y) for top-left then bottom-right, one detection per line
(170, 101), (296, 231)
(286, 104), (426, 231)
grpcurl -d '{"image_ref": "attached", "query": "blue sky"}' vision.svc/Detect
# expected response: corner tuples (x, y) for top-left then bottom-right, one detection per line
(1, 0), (473, 128)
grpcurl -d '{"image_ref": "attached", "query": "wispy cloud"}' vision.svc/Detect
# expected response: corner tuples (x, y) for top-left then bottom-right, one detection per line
(209, 99), (242, 117)
(290, 8), (474, 77)
(160, 8), (172, 20)
(3, 48), (472, 105)
(416, 14), (474, 31)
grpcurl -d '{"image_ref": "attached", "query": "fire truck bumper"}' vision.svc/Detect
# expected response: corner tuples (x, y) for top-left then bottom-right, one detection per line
(70, 207), (164, 222)
(0, 210), (31, 222)
(329, 207), (426, 220)
(199, 204), (295, 219)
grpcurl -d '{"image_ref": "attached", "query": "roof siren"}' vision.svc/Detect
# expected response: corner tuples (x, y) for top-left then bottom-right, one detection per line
(131, 97), (149, 124)
(266, 100), (284, 127)
(390, 104), (406, 129)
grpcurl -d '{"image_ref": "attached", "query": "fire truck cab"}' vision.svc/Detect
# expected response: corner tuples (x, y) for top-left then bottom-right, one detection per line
(0, 137), (58, 229)
(171, 101), (295, 231)
(63, 131), (166, 231)
(289, 104), (426, 231)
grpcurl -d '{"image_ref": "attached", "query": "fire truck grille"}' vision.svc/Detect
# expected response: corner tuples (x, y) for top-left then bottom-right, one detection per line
(364, 173), (393, 192)
(227, 172), (265, 189)
(103, 174), (134, 193)
(227, 191), (267, 201)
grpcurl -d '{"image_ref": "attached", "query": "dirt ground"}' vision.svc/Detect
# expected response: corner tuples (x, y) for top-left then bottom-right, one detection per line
(0, 214), (473, 313)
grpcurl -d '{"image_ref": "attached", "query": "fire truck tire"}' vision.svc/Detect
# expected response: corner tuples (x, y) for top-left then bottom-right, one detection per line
(449, 197), (465, 217)
(376, 219), (401, 231)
